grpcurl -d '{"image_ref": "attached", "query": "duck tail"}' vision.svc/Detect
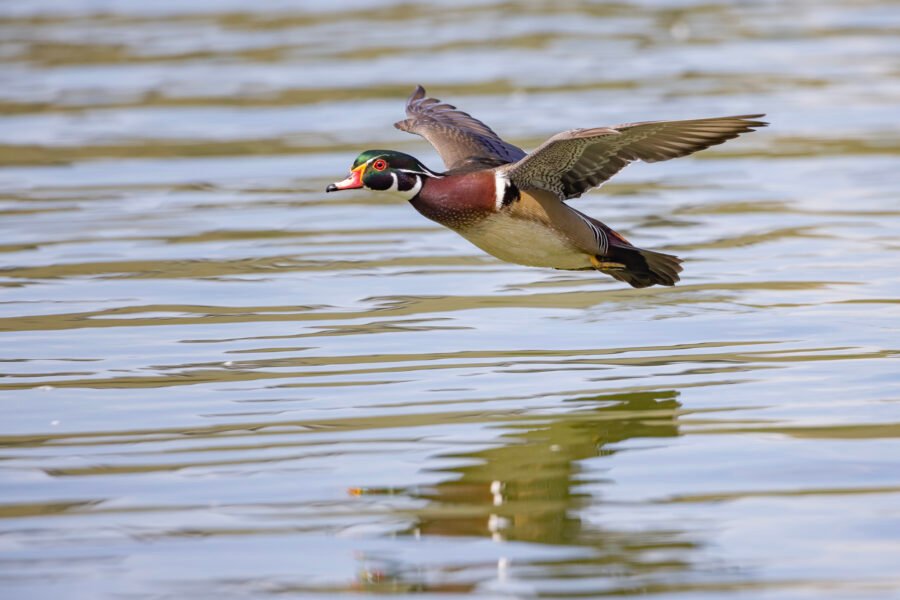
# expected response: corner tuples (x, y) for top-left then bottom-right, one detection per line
(595, 244), (683, 288)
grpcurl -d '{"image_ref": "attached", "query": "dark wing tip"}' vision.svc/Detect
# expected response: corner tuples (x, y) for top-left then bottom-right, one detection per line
(394, 118), (414, 132)
(397, 86), (428, 131)
(729, 114), (769, 128)
(409, 85), (426, 103)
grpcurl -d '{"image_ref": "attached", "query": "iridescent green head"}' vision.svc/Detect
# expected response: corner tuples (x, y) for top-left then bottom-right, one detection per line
(326, 150), (437, 196)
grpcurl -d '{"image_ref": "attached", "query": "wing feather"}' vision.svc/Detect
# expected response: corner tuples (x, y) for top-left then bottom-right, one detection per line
(502, 115), (767, 199)
(394, 85), (527, 170)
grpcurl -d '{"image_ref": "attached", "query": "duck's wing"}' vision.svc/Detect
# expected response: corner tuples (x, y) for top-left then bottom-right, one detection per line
(502, 115), (767, 199)
(394, 85), (527, 170)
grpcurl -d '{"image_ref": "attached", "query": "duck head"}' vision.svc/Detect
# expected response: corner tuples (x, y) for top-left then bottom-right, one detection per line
(326, 150), (439, 197)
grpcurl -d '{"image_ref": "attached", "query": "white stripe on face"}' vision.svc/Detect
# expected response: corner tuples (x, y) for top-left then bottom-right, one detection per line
(404, 175), (423, 200)
(384, 172), (422, 201)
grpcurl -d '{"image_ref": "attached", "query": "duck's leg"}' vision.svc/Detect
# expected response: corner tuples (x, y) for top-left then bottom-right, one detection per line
(590, 255), (626, 270)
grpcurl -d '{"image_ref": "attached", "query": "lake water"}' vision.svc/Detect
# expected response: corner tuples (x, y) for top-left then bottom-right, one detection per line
(2, 1), (899, 598)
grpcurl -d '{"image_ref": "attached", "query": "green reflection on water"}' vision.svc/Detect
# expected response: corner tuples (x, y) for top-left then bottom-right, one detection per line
(410, 391), (682, 544)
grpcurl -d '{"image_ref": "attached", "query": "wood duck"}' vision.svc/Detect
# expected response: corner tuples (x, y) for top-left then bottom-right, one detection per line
(327, 86), (766, 288)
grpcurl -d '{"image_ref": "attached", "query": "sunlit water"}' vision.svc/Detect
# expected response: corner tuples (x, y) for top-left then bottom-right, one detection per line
(2, 1), (899, 598)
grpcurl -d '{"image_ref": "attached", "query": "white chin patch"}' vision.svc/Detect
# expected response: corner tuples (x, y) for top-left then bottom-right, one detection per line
(386, 173), (422, 201)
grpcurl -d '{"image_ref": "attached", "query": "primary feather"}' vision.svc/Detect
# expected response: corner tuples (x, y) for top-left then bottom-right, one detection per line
(501, 115), (768, 199)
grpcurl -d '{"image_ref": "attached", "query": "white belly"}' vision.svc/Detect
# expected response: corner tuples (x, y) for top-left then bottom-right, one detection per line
(458, 214), (591, 270)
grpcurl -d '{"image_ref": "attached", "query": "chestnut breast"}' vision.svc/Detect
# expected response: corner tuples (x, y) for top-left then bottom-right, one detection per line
(409, 171), (496, 230)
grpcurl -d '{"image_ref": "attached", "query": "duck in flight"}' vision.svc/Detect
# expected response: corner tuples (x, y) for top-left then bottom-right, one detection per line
(327, 86), (766, 288)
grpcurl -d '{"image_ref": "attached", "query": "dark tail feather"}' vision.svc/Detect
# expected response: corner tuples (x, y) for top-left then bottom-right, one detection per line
(597, 245), (683, 288)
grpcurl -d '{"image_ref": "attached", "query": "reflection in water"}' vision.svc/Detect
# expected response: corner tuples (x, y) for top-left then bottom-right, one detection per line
(420, 391), (681, 543)
(354, 392), (689, 593)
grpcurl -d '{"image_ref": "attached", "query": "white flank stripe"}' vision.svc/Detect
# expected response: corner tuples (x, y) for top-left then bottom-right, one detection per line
(574, 212), (608, 255)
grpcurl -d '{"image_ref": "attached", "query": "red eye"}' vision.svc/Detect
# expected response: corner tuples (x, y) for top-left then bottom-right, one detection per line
(372, 159), (387, 171)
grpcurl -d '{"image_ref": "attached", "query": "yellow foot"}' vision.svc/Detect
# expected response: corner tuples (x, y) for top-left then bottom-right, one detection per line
(590, 256), (626, 270)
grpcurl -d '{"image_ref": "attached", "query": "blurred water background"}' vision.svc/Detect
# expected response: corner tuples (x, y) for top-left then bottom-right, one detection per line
(2, 0), (900, 598)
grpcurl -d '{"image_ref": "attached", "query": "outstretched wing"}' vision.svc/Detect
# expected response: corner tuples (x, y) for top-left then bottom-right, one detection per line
(394, 85), (527, 171)
(502, 115), (767, 199)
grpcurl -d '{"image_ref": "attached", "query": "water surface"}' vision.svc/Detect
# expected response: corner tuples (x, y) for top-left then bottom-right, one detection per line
(2, 1), (900, 598)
